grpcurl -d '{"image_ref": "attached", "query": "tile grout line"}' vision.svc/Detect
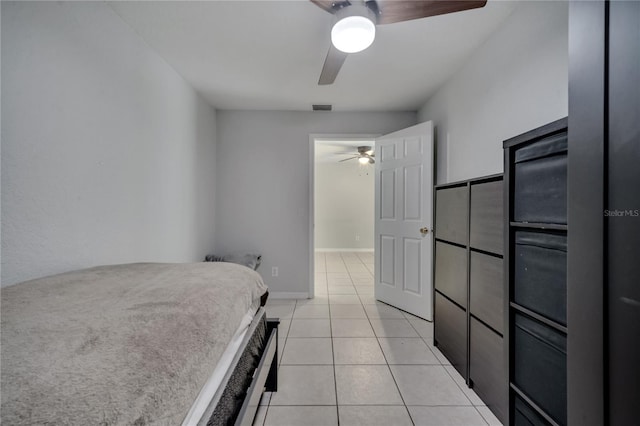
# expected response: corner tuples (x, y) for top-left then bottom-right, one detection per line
(402, 295), (490, 425)
(439, 363), (491, 425)
(346, 250), (481, 425)
(405, 318), (440, 364)
(328, 254), (343, 425)
(368, 324), (416, 426)
(472, 406), (492, 426)
(314, 251), (339, 423)
(307, 251), (491, 426)
(264, 297), (295, 423)
(348, 250), (417, 426)
(345, 251), (374, 307)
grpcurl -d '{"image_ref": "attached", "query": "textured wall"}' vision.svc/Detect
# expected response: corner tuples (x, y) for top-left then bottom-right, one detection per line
(215, 110), (416, 296)
(315, 161), (375, 250)
(418, 1), (569, 184)
(1, 2), (218, 286)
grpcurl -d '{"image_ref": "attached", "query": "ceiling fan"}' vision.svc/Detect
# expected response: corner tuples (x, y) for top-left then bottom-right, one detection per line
(312, 0), (488, 85)
(339, 145), (375, 164)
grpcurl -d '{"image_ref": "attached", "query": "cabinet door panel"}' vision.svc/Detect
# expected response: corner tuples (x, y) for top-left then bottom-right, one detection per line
(470, 318), (507, 424)
(470, 252), (503, 334)
(435, 186), (469, 245)
(435, 292), (467, 379)
(435, 242), (467, 308)
(470, 180), (503, 254)
(514, 314), (567, 425)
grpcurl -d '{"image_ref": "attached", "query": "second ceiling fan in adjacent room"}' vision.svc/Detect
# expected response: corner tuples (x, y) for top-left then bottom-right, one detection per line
(339, 145), (375, 164)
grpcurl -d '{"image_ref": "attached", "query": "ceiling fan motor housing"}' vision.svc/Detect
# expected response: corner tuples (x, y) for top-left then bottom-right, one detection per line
(331, 3), (378, 53)
(333, 1), (379, 22)
(358, 145), (375, 164)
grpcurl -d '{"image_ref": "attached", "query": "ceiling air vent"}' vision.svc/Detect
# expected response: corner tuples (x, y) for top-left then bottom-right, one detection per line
(312, 104), (332, 111)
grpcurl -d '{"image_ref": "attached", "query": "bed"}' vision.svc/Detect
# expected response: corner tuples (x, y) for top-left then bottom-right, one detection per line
(0, 262), (278, 425)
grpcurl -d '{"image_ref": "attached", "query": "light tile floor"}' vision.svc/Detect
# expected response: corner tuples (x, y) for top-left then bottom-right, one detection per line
(254, 251), (503, 426)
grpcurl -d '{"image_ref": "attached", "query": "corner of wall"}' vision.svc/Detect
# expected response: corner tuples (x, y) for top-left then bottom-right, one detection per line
(417, 1), (569, 185)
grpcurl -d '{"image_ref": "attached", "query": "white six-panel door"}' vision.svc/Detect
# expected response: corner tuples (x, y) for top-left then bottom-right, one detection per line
(374, 122), (434, 320)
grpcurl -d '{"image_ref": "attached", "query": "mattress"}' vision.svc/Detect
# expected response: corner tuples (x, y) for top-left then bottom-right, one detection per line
(0, 262), (268, 425)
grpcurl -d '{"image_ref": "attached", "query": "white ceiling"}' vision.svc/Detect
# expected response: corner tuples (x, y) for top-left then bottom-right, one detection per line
(109, 0), (516, 112)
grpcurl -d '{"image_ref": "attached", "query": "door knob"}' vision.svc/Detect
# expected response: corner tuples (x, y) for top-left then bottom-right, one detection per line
(420, 227), (429, 235)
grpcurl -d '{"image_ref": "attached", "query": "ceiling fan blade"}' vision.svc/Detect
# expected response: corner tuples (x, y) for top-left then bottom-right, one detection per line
(376, 0), (487, 25)
(310, 0), (338, 14)
(339, 156), (358, 162)
(318, 45), (348, 85)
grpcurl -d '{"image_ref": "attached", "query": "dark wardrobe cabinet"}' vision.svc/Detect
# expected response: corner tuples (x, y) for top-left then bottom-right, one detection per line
(568, 2), (640, 425)
(434, 182), (469, 379)
(433, 4), (639, 424)
(504, 118), (568, 426)
(434, 175), (506, 423)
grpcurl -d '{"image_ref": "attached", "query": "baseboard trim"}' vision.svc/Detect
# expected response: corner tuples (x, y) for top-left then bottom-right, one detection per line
(315, 248), (374, 253)
(269, 292), (310, 300)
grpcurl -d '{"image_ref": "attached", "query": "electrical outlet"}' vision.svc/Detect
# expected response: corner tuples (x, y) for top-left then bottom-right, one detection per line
(271, 267), (279, 277)
(355, 235), (360, 241)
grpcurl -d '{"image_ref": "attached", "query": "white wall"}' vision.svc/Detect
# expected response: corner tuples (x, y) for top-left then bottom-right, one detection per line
(418, 1), (568, 184)
(215, 111), (416, 296)
(315, 161), (374, 250)
(1, 2), (218, 286)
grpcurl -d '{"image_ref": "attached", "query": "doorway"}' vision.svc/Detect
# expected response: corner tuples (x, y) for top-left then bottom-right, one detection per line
(309, 122), (434, 321)
(309, 135), (378, 298)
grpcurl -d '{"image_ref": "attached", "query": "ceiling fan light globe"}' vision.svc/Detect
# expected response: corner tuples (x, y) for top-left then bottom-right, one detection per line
(331, 15), (376, 53)
(358, 156), (370, 164)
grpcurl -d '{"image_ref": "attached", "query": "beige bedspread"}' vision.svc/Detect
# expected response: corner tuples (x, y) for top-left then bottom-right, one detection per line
(1, 262), (267, 425)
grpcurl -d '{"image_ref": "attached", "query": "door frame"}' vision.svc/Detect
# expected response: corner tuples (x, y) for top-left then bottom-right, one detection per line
(308, 133), (381, 299)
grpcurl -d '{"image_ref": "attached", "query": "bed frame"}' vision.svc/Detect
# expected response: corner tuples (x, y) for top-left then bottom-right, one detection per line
(235, 317), (279, 426)
(197, 307), (279, 426)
